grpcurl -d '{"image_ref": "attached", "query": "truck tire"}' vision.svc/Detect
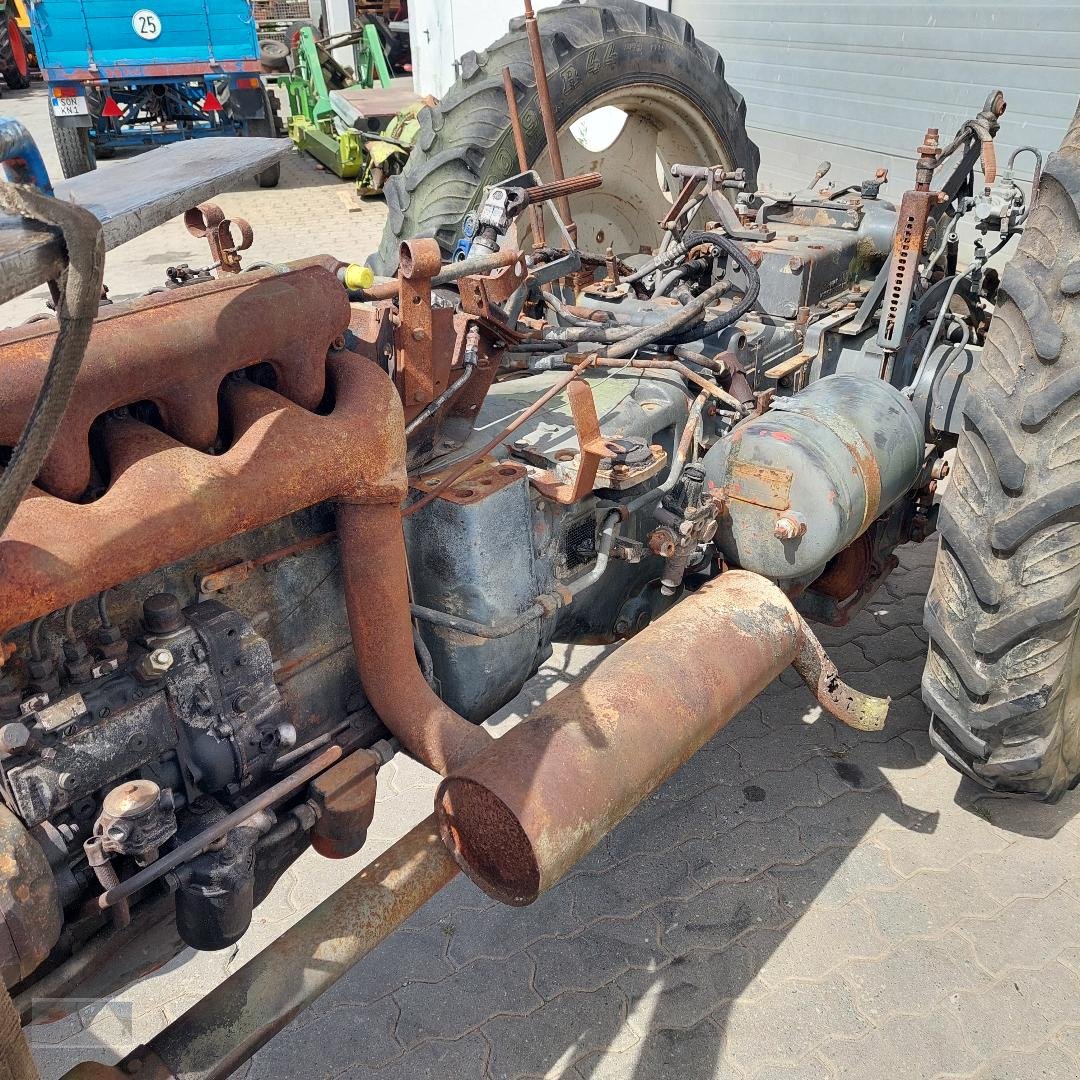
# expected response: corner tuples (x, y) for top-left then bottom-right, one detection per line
(0, 17), (30, 91)
(247, 90), (281, 188)
(923, 104), (1080, 800)
(259, 38), (290, 73)
(371, 0), (758, 275)
(48, 107), (95, 179)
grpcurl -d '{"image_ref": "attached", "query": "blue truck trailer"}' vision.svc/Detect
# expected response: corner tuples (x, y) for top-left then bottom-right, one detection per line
(28, 0), (281, 184)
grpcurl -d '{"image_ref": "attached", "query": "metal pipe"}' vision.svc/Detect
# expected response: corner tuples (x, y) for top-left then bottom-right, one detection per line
(411, 599), (550, 639)
(522, 0), (574, 240)
(404, 332), (478, 438)
(97, 746), (343, 911)
(85, 815), (459, 1080)
(337, 503), (492, 774)
(355, 248), (523, 301)
(504, 65), (546, 247)
(410, 511), (618, 638)
(626, 389), (708, 514)
(436, 571), (889, 905)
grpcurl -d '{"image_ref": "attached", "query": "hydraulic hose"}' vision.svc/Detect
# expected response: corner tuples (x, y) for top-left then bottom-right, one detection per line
(539, 231), (760, 358)
(0, 184), (105, 538)
(651, 230), (761, 347)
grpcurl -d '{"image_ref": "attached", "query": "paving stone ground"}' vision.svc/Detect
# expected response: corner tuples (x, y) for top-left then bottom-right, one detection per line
(9, 82), (1080, 1080)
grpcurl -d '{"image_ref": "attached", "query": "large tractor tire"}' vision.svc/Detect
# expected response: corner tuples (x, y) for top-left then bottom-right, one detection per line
(923, 104), (1080, 800)
(371, 0), (758, 275)
(48, 108), (95, 179)
(0, 16), (30, 91)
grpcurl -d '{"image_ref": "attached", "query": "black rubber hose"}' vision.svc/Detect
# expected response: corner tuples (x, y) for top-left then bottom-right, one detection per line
(653, 230), (760, 347)
(0, 185), (105, 537)
(539, 231), (760, 358)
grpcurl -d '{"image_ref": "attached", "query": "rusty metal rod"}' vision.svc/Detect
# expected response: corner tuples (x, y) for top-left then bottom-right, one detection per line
(97, 746), (343, 911)
(355, 248), (523, 301)
(436, 571), (889, 906)
(84, 815), (459, 1080)
(401, 354), (596, 519)
(522, 173), (603, 206)
(522, 0), (574, 240)
(503, 65), (546, 246)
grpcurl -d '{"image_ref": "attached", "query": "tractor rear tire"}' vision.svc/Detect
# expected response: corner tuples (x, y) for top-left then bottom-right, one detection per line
(0, 17), (30, 91)
(923, 104), (1080, 800)
(48, 108), (95, 179)
(371, 0), (758, 275)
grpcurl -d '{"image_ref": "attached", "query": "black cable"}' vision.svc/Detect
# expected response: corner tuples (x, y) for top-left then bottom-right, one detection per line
(653, 231), (760, 347)
(0, 184), (105, 536)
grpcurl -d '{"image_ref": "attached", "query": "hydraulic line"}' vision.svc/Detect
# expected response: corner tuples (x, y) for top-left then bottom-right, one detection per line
(539, 232), (760, 357)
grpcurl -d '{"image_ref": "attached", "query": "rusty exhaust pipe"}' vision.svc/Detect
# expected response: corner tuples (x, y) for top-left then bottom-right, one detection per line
(337, 504), (493, 775)
(436, 571), (888, 905)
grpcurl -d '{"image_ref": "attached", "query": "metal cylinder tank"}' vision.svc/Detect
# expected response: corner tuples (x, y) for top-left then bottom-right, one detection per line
(703, 375), (925, 581)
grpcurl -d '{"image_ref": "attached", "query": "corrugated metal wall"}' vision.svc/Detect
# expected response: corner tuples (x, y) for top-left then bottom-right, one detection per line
(670, 1), (1080, 192)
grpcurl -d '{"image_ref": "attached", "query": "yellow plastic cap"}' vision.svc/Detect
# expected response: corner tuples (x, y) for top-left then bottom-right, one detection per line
(342, 263), (375, 290)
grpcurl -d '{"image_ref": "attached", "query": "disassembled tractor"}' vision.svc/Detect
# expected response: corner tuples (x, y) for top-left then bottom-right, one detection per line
(0, 57), (1037, 1080)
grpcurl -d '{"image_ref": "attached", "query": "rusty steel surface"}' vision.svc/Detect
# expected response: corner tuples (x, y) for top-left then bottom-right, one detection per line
(84, 815), (459, 1080)
(397, 238), (441, 409)
(521, 173), (603, 206)
(878, 187), (935, 351)
(337, 503), (492, 775)
(812, 534), (875, 602)
(529, 379), (616, 504)
(356, 249), (523, 302)
(792, 621), (889, 732)
(503, 65), (546, 246)
(308, 749), (380, 860)
(0, 260), (349, 501)
(183, 202), (253, 274)
(411, 457), (528, 506)
(402, 355), (596, 519)
(0, 349), (406, 637)
(0, 802), (61, 987)
(436, 571), (812, 906)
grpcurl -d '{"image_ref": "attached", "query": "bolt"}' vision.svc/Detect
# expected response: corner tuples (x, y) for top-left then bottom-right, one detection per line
(135, 647), (174, 682)
(59, 772), (77, 792)
(233, 691), (256, 713)
(774, 516), (807, 541)
(0, 722), (34, 756)
(788, 256), (803, 272)
(411, 328), (425, 341)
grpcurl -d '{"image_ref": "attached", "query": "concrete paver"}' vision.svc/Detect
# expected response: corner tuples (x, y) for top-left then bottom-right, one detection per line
(8, 82), (1080, 1080)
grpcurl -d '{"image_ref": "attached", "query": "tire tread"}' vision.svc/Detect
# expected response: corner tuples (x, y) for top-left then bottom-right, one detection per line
(923, 104), (1080, 799)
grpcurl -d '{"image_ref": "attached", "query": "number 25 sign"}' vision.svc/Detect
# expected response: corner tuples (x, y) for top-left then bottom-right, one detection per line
(131, 9), (162, 40)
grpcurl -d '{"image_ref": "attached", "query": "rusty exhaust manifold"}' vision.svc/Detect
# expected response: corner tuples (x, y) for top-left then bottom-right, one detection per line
(436, 570), (888, 906)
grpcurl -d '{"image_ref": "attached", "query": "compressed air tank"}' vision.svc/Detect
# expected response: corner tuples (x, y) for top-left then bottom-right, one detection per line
(702, 375), (925, 581)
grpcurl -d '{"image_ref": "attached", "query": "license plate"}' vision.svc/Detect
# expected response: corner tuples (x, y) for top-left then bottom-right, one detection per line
(51, 95), (88, 117)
